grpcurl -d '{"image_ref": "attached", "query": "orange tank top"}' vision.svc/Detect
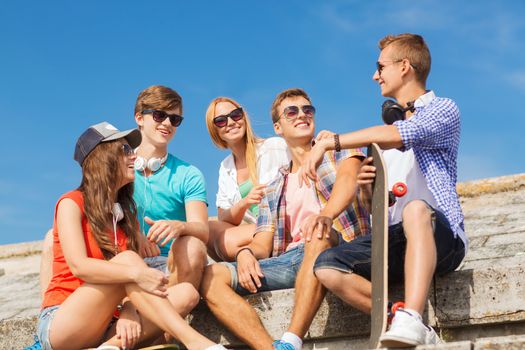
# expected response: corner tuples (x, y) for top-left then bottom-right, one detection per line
(42, 190), (128, 309)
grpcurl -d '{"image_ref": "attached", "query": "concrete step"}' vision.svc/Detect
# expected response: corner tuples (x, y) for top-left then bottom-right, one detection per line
(187, 264), (525, 348)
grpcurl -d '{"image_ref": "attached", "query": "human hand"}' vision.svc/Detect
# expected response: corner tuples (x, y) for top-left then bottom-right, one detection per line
(299, 139), (329, 187)
(357, 157), (376, 186)
(241, 184), (266, 208)
(138, 233), (160, 258)
(300, 214), (333, 242)
(236, 249), (264, 294)
(145, 217), (186, 246)
(134, 267), (169, 297)
(315, 129), (336, 142)
(116, 304), (142, 349)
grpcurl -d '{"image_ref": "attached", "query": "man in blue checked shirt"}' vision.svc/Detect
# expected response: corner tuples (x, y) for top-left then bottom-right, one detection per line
(301, 33), (468, 347)
(201, 88), (370, 350)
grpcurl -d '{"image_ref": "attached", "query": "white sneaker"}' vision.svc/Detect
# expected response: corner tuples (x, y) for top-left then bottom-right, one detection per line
(425, 325), (445, 345)
(380, 309), (442, 347)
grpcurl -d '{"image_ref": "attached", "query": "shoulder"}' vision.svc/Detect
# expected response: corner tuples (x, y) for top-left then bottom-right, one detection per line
(56, 190), (84, 214)
(426, 97), (460, 116)
(167, 155), (205, 184)
(258, 137), (288, 153)
(219, 154), (235, 172)
(59, 190), (83, 205)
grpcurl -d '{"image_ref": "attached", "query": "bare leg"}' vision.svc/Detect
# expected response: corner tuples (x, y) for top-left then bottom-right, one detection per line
(105, 282), (200, 347)
(168, 235), (208, 288)
(208, 221), (255, 261)
(201, 264), (274, 350)
(288, 234), (336, 337)
(402, 200), (437, 315)
(39, 229), (54, 299)
(315, 269), (372, 313)
(49, 251), (216, 350)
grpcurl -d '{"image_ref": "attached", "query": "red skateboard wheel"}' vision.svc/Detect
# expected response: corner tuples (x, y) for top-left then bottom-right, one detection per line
(392, 182), (407, 197)
(391, 301), (405, 315)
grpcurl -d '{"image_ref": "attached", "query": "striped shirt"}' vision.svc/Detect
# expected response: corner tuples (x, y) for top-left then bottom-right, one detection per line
(255, 148), (371, 257)
(394, 90), (466, 245)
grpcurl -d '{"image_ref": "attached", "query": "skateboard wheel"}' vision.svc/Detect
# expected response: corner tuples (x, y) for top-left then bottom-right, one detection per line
(391, 301), (405, 315)
(392, 182), (407, 197)
(388, 191), (396, 207)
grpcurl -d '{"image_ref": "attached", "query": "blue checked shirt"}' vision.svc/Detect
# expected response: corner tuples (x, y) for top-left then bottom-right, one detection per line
(393, 91), (465, 239)
(255, 148), (371, 257)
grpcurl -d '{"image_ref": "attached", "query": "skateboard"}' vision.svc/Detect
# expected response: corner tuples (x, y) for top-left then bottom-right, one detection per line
(368, 143), (389, 349)
(86, 345), (179, 350)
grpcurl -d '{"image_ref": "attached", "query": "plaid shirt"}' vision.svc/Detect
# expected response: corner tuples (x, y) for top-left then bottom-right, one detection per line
(394, 91), (465, 238)
(255, 148), (371, 257)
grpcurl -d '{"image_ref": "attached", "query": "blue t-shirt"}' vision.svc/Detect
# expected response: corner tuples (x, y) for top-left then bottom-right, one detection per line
(133, 154), (207, 257)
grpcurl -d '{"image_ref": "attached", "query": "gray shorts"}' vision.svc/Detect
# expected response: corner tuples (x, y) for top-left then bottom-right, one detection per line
(144, 255), (169, 275)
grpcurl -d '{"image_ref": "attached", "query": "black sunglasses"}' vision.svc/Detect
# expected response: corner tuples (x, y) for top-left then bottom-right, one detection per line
(142, 109), (184, 127)
(213, 107), (244, 128)
(280, 105), (316, 121)
(121, 143), (134, 157)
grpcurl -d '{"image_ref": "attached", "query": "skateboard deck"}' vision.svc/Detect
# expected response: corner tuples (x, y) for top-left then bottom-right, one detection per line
(139, 345), (179, 350)
(368, 143), (389, 349)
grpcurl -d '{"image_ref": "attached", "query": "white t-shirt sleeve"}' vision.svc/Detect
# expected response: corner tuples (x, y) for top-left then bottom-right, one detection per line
(257, 137), (291, 185)
(216, 161), (233, 209)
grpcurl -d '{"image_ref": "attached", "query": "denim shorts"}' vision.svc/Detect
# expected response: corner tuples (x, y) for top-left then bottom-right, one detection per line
(144, 255), (169, 274)
(314, 204), (465, 283)
(37, 305), (60, 350)
(37, 305), (118, 350)
(222, 244), (305, 295)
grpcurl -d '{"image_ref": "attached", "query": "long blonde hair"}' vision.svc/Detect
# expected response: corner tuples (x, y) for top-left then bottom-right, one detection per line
(205, 97), (260, 184)
(79, 139), (140, 259)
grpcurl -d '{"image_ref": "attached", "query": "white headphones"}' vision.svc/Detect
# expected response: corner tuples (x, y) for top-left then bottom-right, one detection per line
(134, 153), (168, 172)
(112, 203), (124, 251)
(112, 203), (124, 222)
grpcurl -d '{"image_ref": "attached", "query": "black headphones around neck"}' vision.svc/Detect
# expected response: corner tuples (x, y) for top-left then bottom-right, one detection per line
(381, 100), (415, 125)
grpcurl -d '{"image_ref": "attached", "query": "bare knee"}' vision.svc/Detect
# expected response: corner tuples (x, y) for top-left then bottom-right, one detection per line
(304, 236), (335, 259)
(402, 200), (432, 223)
(170, 236), (207, 269)
(169, 282), (200, 310)
(111, 250), (144, 265)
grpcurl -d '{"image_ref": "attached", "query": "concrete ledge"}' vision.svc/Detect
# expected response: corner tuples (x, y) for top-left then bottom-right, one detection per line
(189, 265), (525, 347)
(474, 335), (525, 349)
(0, 316), (37, 349)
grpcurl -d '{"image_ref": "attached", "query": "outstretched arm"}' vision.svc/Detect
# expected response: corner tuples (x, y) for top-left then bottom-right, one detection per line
(301, 125), (402, 183)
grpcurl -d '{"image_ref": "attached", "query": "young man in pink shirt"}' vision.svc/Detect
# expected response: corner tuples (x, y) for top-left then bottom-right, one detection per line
(200, 88), (370, 350)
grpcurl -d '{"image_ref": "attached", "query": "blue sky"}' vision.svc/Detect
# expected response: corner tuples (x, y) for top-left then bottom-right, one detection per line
(1, 1), (524, 245)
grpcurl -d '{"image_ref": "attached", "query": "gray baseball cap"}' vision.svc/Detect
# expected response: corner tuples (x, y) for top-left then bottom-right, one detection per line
(74, 121), (142, 166)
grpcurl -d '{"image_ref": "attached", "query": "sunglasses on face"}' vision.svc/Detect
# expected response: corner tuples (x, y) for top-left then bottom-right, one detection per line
(213, 107), (244, 128)
(375, 59), (405, 75)
(121, 143), (134, 157)
(142, 109), (184, 127)
(279, 105), (316, 122)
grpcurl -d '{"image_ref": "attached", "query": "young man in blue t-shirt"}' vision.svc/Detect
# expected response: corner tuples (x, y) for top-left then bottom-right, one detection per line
(132, 85), (208, 290)
(301, 33), (467, 347)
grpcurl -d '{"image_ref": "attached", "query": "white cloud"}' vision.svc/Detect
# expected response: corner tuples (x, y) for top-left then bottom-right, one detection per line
(504, 70), (525, 92)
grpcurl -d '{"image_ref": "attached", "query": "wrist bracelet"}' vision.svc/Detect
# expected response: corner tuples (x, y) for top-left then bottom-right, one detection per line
(334, 134), (341, 152)
(235, 247), (254, 261)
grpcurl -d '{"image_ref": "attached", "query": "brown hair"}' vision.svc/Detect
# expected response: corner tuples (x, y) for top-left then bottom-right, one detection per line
(79, 139), (140, 259)
(379, 33), (431, 84)
(134, 85), (183, 115)
(270, 88), (312, 123)
(205, 97), (260, 184)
